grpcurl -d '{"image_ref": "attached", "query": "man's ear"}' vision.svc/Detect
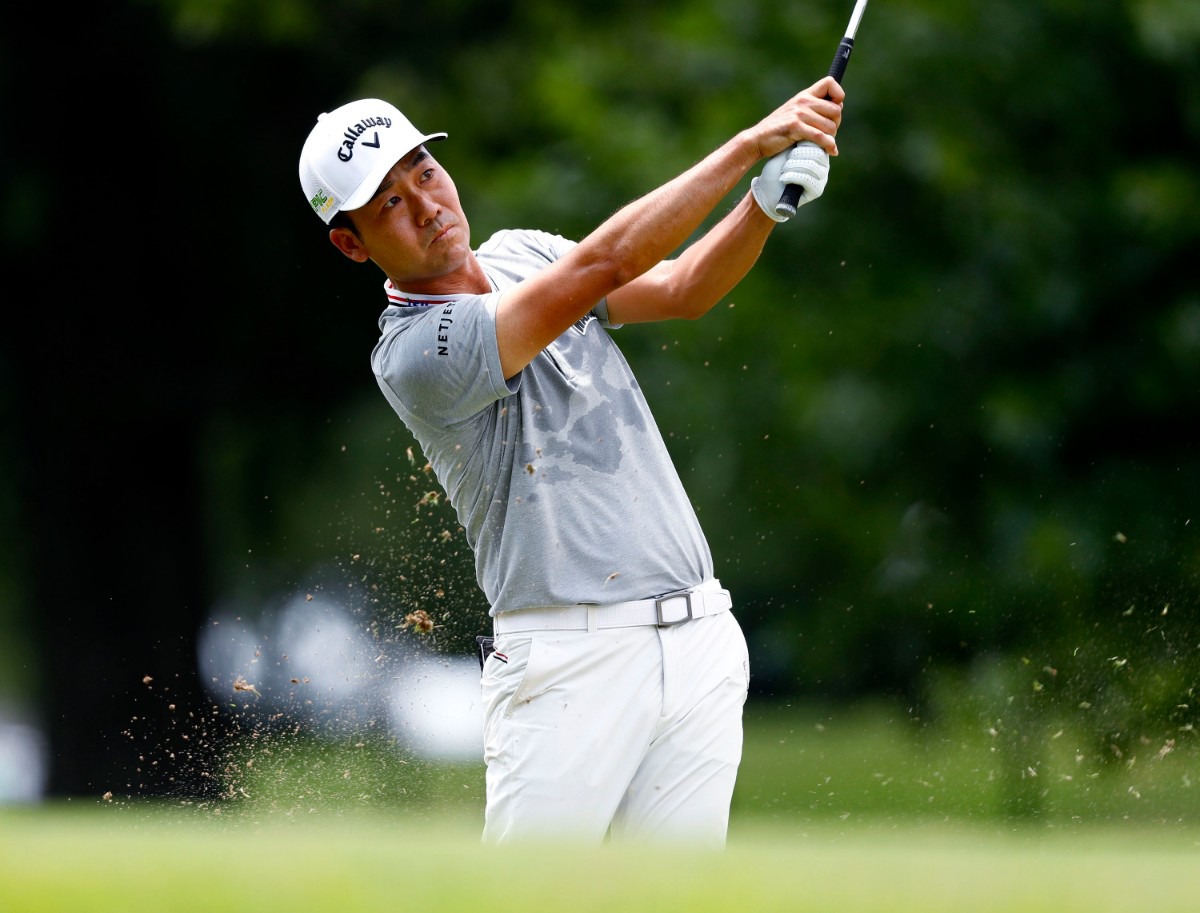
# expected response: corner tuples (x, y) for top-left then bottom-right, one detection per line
(329, 226), (370, 262)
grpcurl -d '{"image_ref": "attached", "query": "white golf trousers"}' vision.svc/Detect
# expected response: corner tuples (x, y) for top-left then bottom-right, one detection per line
(480, 610), (750, 846)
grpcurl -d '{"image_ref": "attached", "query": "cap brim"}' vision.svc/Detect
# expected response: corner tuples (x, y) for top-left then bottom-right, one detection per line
(340, 133), (448, 213)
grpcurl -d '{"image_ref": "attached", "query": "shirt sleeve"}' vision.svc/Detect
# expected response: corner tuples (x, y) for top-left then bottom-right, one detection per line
(371, 294), (517, 429)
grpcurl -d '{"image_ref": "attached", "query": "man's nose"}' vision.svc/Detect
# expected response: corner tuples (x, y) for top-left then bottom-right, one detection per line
(412, 190), (440, 223)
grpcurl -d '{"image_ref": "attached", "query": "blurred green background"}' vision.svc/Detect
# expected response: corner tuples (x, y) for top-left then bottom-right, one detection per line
(1, 0), (1197, 825)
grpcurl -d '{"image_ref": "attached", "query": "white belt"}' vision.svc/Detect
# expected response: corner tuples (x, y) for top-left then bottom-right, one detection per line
(493, 579), (732, 634)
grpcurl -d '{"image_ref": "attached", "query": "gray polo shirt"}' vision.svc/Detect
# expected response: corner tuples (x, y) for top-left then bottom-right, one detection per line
(371, 228), (712, 616)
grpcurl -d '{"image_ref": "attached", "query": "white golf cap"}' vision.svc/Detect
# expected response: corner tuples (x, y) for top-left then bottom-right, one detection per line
(299, 98), (447, 224)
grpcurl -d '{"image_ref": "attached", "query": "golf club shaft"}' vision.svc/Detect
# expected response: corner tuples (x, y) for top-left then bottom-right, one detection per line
(775, 0), (869, 218)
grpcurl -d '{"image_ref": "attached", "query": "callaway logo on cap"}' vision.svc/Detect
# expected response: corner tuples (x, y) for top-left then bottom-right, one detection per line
(298, 98), (447, 224)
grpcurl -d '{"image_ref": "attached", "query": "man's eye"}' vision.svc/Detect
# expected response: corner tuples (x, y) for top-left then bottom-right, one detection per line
(383, 195), (403, 208)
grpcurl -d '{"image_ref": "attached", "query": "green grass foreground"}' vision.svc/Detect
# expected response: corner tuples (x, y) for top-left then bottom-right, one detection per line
(2, 700), (1196, 912)
(1, 806), (1197, 913)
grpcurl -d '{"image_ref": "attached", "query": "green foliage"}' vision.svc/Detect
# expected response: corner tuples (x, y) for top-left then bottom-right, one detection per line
(210, 0), (1200, 742)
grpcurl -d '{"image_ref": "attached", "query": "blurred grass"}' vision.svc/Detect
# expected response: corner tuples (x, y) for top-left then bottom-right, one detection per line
(1, 802), (1197, 913)
(2, 699), (1197, 913)
(95, 695), (1200, 826)
(734, 699), (1199, 828)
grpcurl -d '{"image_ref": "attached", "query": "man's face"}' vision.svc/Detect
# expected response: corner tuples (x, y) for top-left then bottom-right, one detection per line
(340, 146), (473, 291)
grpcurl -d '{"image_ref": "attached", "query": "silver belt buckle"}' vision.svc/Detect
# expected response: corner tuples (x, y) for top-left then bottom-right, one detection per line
(655, 590), (694, 626)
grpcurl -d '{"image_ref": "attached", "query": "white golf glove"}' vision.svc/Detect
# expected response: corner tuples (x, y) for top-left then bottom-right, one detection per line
(750, 142), (831, 222)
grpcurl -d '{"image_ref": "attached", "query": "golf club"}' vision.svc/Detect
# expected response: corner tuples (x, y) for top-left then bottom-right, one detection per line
(775, 0), (870, 218)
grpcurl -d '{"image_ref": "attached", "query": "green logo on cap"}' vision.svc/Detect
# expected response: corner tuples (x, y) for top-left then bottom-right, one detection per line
(309, 188), (334, 216)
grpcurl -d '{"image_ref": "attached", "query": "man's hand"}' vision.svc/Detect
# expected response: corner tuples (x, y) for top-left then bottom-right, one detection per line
(751, 77), (844, 161)
(750, 142), (830, 222)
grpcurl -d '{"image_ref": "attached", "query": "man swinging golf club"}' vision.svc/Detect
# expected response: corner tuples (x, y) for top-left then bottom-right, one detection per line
(298, 74), (844, 845)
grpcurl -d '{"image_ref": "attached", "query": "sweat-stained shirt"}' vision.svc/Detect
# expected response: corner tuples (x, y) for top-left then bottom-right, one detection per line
(370, 228), (713, 617)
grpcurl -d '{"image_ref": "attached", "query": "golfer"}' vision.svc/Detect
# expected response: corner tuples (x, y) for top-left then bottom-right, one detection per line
(298, 77), (844, 845)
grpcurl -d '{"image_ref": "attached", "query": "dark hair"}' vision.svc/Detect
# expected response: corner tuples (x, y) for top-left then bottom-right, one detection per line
(330, 210), (358, 235)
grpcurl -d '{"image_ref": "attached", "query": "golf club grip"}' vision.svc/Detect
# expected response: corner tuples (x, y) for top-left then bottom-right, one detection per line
(774, 36), (856, 218)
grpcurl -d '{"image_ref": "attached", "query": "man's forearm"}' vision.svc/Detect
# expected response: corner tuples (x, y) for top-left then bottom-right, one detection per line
(577, 131), (764, 291)
(606, 192), (775, 324)
(666, 192), (776, 317)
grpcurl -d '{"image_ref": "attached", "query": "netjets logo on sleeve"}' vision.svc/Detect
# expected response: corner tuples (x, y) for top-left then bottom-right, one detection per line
(436, 304), (455, 356)
(337, 116), (392, 162)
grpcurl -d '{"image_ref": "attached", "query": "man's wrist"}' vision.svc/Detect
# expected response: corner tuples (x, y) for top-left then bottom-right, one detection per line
(750, 178), (789, 223)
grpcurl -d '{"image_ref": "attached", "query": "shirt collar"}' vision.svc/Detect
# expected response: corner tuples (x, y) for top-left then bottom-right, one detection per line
(383, 279), (463, 309)
(383, 271), (500, 308)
